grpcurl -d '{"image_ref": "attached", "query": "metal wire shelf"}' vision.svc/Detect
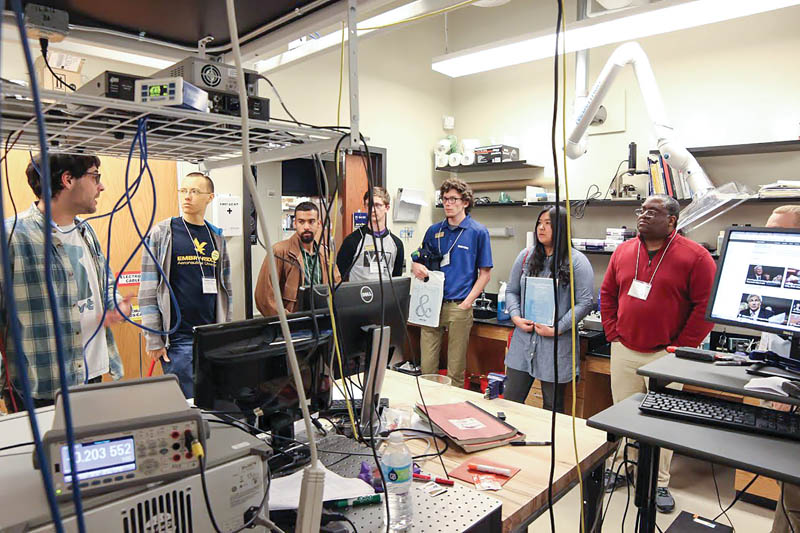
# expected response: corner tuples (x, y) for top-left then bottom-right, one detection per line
(0, 83), (345, 165)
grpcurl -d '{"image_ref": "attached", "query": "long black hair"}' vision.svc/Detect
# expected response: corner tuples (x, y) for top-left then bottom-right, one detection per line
(526, 205), (571, 285)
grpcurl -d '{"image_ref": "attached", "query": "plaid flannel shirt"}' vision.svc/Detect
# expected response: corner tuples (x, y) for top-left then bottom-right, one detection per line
(0, 204), (123, 400)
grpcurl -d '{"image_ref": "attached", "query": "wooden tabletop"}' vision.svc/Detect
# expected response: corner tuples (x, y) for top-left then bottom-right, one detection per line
(380, 371), (616, 532)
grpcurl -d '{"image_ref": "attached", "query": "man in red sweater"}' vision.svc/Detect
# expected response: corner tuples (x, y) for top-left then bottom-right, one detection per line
(600, 194), (717, 513)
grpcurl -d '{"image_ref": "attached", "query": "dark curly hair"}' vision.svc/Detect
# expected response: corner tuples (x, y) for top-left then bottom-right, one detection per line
(526, 205), (571, 285)
(439, 177), (474, 214)
(26, 153), (101, 199)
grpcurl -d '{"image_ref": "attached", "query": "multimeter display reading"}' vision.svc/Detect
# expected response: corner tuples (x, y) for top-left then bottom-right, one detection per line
(60, 436), (136, 483)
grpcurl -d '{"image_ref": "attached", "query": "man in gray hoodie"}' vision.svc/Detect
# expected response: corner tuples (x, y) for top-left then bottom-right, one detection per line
(138, 173), (232, 398)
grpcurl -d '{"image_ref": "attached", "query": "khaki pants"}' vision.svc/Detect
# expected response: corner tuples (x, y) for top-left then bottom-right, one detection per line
(610, 342), (683, 487)
(772, 482), (800, 533)
(420, 302), (473, 388)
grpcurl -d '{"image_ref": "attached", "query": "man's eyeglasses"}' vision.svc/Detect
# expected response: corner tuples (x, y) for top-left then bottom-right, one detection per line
(178, 188), (212, 197)
(442, 196), (463, 205)
(634, 208), (663, 219)
(84, 171), (102, 185)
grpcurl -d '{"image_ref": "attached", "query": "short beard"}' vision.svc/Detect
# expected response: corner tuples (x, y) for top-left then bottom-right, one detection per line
(300, 232), (314, 244)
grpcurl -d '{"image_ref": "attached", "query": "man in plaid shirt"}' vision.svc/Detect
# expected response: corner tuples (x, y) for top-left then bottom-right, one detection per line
(0, 153), (131, 412)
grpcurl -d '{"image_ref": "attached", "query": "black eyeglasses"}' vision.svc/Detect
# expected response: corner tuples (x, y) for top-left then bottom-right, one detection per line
(84, 171), (102, 185)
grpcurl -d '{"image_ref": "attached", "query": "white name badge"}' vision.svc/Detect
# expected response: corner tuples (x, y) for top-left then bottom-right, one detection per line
(440, 252), (451, 267)
(370, 260), (380, 274)
(202, 276), (218, 294)
(628, 279), (652, 301)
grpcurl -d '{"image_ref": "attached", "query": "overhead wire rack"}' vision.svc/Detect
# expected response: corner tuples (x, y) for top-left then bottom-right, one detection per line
(0, 83), (343, 165)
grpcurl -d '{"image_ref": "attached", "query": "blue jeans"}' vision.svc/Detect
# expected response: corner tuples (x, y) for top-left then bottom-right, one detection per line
(162, 341), (194, 399)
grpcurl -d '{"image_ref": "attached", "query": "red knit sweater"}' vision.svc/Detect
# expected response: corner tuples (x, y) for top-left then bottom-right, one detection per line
(600, 231), (717, 353)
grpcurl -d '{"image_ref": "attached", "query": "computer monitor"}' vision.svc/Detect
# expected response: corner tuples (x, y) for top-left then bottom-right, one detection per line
(192, 312), (333, 448)
(707, 226), (800, 360)
(331, 276), (411, 373)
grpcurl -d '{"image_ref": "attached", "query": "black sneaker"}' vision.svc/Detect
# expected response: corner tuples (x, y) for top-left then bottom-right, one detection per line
(603, 468), (629, 493)
(655, 487), (675, 513)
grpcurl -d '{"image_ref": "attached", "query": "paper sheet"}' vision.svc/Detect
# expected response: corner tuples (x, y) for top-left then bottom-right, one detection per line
(744, 376), (789, 397)
(393, 188), (428, 222)
(269, 464), (376, 510)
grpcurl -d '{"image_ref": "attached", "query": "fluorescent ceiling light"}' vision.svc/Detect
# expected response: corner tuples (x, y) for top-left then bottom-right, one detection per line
(432, 0), (800, 77)
(50, 39), (175, 70)
(254, 0), (467, 73)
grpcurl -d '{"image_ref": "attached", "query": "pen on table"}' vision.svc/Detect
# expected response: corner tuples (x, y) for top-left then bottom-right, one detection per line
(323, 494), (382, 509)
(510, 441), (552, 446)
(413, 473), (454, 485)
(467, 463), (513, 477)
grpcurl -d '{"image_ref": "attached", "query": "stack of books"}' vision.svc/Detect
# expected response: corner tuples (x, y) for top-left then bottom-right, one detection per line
(648, 150), (693, 199)
(414, 401), (525, 453)
(758, 181), (800, 198)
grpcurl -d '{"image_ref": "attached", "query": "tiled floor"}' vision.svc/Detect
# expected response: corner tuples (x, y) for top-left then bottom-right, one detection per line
(528, 453), (774, 532)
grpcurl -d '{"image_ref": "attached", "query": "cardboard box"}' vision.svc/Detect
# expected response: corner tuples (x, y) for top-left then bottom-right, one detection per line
(475, 144), (520, 164)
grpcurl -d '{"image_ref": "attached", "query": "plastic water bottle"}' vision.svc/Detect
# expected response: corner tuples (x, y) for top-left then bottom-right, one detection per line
(381, 432), (413, 530)
(497, 281), (510, 321)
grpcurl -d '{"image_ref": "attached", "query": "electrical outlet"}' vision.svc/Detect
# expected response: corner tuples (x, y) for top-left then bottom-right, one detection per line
(24, 3), (69, 42)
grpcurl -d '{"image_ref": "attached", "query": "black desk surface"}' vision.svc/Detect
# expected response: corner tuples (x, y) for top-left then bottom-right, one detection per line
(587, 394), (800, 486)
(471, 317), (606, 342)
(636, 353), (800, 406)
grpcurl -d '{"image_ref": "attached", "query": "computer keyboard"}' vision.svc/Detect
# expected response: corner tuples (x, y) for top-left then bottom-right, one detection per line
(326, 397), (389, 414)
(639, 390), (800, 441)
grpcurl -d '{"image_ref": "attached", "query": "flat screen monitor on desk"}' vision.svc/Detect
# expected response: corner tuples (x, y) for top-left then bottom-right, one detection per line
(329, 276), (411, 376)
(706, 226), (800, 362)
(192, 312), (333, 448)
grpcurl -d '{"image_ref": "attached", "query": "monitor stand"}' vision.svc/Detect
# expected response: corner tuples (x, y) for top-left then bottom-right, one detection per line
(360, 325), (391, 437)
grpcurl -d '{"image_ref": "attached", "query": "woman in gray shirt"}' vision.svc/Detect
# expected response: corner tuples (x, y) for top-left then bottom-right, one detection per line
(504, 206), (594, 412)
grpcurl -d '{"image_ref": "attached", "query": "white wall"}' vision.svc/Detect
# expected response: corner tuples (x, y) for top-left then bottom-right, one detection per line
(445, 2), (800, 290)
(262, 16), (453, 256)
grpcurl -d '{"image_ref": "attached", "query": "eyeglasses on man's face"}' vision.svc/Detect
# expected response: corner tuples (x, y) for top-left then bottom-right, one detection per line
(634, 207), (665, 219)
(83, 171), (102, 185)
(442, 195), (463, 205)
(178, 188), (212, 197)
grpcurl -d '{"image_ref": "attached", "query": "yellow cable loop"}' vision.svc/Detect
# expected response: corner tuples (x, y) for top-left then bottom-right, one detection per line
(560, 11), (586, 533)
(357, 0), (480, 31)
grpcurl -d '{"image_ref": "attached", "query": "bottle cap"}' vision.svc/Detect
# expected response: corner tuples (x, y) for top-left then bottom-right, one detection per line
(388, 431), (404, 444)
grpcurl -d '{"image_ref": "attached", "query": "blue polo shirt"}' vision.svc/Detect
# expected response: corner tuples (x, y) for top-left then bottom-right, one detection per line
(418, 215), (493, 301)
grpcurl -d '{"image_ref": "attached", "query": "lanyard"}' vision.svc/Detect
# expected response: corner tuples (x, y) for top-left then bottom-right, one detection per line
(437, 220), (465, 256)
(181, 218), (217, 279)
(634, 232), (676, 285)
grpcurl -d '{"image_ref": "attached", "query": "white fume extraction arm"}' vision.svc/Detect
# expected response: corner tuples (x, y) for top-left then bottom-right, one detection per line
(566, 41), (750, 231)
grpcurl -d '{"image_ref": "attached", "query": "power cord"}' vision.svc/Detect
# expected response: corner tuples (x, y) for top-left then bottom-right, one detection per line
(710, 463), (735, 531)
(712, 473), (759, 522)
(10, 2), (84, 529)
(547, 1), (565, 531)
(38, 38), (76, 91)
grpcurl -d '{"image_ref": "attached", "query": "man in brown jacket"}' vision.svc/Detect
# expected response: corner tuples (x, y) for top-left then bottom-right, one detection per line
(255, 201), (340, 317)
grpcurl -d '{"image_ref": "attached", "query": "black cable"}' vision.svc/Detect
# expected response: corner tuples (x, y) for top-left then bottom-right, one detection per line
(340, 515), (358, 533)
(713, 474), (759, 521)
(710, 463), (735, 531)
(604, 160), (629, 200)
(547, 1), (564, 532)
(571, 183), (601, 219)
(356, 135), (391, 533)
(781, 482), (797, 533)
(621, 446), (631, 532)
(38, 38), (76, 91)
(199, 453), (270, 533)
(0, 440), (33, 451)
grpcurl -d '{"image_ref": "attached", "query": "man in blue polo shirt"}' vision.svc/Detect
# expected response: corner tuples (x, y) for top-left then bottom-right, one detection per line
(411, 177), (492, 388)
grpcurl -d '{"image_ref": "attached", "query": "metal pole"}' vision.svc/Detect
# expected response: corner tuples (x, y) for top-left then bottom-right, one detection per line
(347, 0), (360, 149)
